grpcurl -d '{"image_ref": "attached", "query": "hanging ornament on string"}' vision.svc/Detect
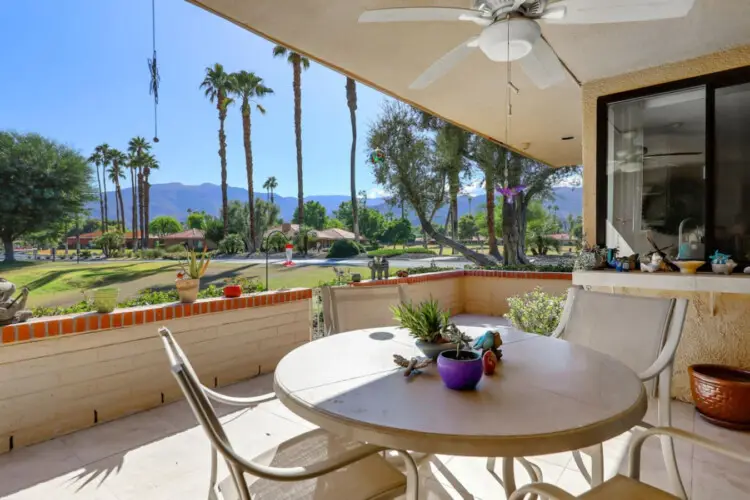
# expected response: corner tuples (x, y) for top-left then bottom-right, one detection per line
(496, 16), (525, 205)
(147, 0), (160, 143)
(369, 148), (386, 165)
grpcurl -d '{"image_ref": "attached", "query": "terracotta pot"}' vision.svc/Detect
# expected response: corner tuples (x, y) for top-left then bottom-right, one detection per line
(223, 285), (242, 298)
(690, 364), (750, 426)
(176, 278), (200, 303)
(437, 350), (483, 391)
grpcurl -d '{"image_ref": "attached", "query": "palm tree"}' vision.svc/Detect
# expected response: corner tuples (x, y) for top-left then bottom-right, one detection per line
(230, 70), (273, 251)
(346, 77), (360, 242)
(91, 143), (112, 231)
(141, 153), (159, 247)
(272, 46), (309, 228)
(107, 149), (128, 233)
(127, 137), (151, 248)
(87, 148), (106, 233)
(263, 176), (278, 204)
(200, 63), (234, 234)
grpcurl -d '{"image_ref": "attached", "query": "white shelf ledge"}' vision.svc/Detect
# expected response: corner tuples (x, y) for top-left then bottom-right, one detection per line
(573, 270), (750, 295)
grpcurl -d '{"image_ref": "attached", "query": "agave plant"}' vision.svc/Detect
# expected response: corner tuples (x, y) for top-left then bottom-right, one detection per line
(179, 247), (210, 280)
(392, 298), (451, 343)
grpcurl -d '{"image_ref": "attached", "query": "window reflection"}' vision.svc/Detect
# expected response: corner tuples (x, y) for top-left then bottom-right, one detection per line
(606, 88), (706, 259)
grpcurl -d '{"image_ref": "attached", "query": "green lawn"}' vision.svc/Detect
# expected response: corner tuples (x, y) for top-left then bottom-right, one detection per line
(0, 261), (391, 308)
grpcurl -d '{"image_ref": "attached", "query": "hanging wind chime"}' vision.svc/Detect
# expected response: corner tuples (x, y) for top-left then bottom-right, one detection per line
(496, 17), (525, 204)
(148, 0), (160, 143)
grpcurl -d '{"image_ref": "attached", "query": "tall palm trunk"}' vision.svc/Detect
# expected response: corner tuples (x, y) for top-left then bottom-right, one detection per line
(138, 169), (145, 248)
(130, 168), (138, 248)
(114, 191), (120, 230)
(241, 99), (256, 251)
(144, 169), (151, 245)
(292, 55), (304, 228)
(346, 77), (359, 242)
(102, 171), (109, 232)
(217, 95), (230, 235)
(484, 168), (501, 261)
(95, 165), (105, 232)
(448, 168), (460, 254)
(270, 186), (274, 204)
(118, 184), (125, 233)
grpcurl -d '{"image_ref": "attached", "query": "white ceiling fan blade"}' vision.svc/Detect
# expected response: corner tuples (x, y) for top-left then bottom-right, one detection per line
(544, 0), (695, 24)
(409, 36), (479, 90)
(359, 8), (491, 27)
(519, 38), (567, 89)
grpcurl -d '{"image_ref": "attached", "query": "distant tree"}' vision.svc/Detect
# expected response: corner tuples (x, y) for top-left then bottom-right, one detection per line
(230, 70), (273, 251)
(333, 201), (385, 241)
(66, 218), (101, 237)
(324, 218), (345, 229)
(201, 63), (234, 234)
(381, 218), (412, 248)
(204, 216), (225, 246)
(149, 216), (182, 237)
(367, 101), (493, 265)
(127, 136), (152, 247)
(292, 200), (328, 230)
(87, 149), (106, 233)
(263, 176), (278, 203)
(186, 211), (207, 230)
(273, 45), (310, 229)
(93, 230), (124, 257)
(107, 148), (127, 232)
(458, 214), (479, 241)
(466, 136), (502, 260)
(88, 143), (111, 231)
(141, 153), (159, 247)
(1, 132), (92, 261)
(254, 198), (281, 248)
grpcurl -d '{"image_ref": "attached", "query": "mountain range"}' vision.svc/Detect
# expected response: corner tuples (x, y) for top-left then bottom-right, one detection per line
(90, 182), (582, 227)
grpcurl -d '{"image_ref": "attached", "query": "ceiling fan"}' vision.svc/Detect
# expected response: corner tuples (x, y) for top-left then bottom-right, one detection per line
(359, 0), (696, 90)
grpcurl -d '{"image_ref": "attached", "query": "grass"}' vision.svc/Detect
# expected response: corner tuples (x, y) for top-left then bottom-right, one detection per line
(0, 260), (404, 308)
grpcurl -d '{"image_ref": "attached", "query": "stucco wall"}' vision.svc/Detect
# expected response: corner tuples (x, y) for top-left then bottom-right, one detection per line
(589, 285), (750, 402)
(0, 298), (311, 453)
(464, 276), (571, 316)
(581, 44), (750, 241)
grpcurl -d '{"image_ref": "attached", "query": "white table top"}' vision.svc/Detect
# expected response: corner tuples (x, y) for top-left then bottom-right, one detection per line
(274, 325), (647, 457)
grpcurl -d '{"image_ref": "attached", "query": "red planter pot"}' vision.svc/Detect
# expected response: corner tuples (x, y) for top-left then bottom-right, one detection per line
(223, 285), (242, 298)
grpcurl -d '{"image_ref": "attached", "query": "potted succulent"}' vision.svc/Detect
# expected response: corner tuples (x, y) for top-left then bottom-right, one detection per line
(176, 247), (210, 303)
(392, 299), (470, 359)
(437, 324), (483, 391)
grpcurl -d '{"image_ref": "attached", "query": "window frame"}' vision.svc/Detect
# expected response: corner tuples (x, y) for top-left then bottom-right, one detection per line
(596, 65), (750, 268)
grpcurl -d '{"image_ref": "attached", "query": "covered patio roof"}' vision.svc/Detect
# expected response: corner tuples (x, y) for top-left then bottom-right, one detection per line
(187, 0), (750, 167)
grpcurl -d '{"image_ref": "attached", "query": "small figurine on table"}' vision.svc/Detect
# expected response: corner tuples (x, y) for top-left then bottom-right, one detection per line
(473, 330), (503, 375)
(393, 354), (431, 377)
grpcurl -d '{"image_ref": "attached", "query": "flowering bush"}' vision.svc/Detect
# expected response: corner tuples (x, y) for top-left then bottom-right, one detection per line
(505, 287), (566, 336)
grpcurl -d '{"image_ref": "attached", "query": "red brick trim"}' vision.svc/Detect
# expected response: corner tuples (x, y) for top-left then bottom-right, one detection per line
(1, 288), (313, 346)
(351, 269), (572, 287)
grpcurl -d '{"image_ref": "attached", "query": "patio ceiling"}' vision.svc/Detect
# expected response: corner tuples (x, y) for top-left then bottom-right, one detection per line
(187, 0), (750, 167)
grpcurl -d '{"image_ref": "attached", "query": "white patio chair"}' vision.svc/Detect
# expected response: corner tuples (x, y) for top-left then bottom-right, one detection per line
(508, 426), (750, 500)
(487, 287), (689, 498)
(321, 284), (406, 334)
(158, 327), (416, 500)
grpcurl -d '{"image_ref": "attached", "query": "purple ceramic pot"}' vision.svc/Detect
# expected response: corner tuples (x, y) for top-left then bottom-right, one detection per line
(437, 350), (483, 390)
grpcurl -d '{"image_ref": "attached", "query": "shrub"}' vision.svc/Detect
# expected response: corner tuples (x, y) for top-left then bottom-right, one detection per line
(505, 287), (566, 336)
(367, 247), (436, 257)
(218, 234), (246, 255)
(391, 299), (450, 343)
(165, 244), (185, 253)
(80, 249), (92, 259)
(327, 239), (363, 258)
(264, 233), (287, 253)
(124, 249), (134, 258)
(32, 300), (95, 318)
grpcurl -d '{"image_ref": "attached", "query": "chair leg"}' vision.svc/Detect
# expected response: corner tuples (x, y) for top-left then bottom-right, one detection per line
(486, 457), (496, 472)
(396, 450), (420, 500)
(208, 445), (218, 500)
(661, 435), (688, 500)
(657, 372), (688, 500)
(571, 451), (592, 485)
(590, 444), (604, 487)
(501, 458), (517, 499)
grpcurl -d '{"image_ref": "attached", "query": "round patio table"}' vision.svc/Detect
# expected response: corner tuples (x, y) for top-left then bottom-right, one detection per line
(274, 326), (647, 497)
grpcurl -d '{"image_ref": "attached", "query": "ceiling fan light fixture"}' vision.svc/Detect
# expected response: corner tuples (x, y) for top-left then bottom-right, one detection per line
(478, 18), (541, 62)
(541, 5), (566, 20)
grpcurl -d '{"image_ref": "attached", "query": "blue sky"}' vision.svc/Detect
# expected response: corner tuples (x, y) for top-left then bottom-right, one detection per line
(0, 0), (390, 198)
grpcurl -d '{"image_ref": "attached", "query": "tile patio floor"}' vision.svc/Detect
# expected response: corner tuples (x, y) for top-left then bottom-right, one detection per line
(2, 312), (749, 500)
(1, 373), (748, 500)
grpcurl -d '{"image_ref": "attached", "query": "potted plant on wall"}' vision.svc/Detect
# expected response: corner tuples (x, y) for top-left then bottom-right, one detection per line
(176, 247), (210, 303)
(392, 299), (471, 359)
(437, 325), (483, 391)
(222, 277), (243, 298)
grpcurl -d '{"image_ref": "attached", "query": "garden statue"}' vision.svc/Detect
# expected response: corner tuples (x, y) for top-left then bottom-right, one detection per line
(0, 279), (32, 326)
(369, 256), (389, 280)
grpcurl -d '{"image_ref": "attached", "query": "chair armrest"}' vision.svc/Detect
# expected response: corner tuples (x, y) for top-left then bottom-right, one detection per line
(508, 483), (577, 500)
(551, 287), (577, 339)
(203, 387), (276, 407)
(628, 427), (750, 481)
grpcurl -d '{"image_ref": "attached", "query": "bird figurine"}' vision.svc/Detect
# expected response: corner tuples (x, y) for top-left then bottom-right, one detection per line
(473, 330), (503, 365)
(393, 354), (431, 377)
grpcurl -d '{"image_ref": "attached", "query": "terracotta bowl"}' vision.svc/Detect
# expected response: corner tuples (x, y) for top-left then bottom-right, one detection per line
(689, 364), (750, 426)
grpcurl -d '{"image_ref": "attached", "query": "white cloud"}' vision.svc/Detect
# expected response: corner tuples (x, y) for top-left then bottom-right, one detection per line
(366, 187), (388, 199)
(461, 180), (485, 197)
